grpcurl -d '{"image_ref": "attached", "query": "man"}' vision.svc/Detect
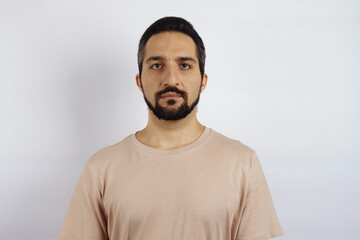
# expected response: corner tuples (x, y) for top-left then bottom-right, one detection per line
(59, 16), (283, 240)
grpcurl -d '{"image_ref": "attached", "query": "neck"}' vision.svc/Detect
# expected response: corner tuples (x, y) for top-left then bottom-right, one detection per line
(135, 108), (205, 150)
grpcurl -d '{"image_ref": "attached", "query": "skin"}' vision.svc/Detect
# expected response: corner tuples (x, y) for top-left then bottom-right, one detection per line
(135, 31), (208, 150)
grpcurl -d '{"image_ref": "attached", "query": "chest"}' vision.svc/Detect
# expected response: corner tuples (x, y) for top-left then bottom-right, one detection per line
(102, 156), (244, 228)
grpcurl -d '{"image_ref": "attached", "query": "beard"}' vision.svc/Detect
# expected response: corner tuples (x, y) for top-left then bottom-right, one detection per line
(143, 85), (201, 121)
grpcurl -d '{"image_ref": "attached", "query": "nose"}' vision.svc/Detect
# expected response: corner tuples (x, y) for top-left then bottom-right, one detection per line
(163, 65), (179, 86)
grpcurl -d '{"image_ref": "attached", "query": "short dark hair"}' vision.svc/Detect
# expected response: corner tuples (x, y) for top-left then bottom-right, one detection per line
(137, 16), (206, 78)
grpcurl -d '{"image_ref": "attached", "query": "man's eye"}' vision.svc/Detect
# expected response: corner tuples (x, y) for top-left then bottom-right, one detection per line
(180, 63), (191, 69)
(151, 63), (162, 69)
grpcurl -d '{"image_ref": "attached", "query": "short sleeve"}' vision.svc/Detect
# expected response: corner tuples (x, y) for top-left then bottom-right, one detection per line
(236, 151), (283, 240)
(59, 163), (108, 240)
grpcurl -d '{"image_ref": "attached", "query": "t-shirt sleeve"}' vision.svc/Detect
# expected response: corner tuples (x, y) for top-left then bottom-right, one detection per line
(58, 163), (108, 240)
(236, 151), (283, 240)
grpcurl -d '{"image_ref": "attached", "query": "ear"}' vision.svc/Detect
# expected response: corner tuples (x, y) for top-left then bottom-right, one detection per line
(136, 74), (143, 93)
(200, 73), (208, 92)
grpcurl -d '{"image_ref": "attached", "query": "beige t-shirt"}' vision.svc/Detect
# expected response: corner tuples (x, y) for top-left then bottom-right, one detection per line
(59, 127), (283, 240)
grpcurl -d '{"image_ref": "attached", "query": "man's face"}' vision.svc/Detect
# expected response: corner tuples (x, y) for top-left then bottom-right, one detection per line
(136, 31), (207, 120)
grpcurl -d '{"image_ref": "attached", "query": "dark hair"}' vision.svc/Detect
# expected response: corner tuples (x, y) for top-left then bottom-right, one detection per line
(137, 16), (206, 78)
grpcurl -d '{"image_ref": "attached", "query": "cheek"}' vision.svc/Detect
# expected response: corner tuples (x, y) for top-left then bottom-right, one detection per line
(141, 83), (156, 101)
(140, 75), (155, 91)
(143, 87), (155, 99)
(190, 75), (203, 90)
(141, 74), (163, 90)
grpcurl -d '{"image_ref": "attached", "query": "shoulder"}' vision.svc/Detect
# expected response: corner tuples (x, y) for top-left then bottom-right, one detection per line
(85, 135), (133, 172)
(209, 129), (255, 155)
(208, 128), (258, 167)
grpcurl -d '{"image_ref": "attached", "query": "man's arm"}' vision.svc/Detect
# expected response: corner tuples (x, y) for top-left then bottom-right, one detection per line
(236, 151), (283, 240)
(59, 163), (108, 240)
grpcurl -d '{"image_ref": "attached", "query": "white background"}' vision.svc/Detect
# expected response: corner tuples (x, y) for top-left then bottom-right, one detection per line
(1, 0), (359, 239)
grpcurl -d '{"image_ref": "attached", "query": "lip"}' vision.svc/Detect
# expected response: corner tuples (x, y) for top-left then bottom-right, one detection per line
(160, 92), (182, 100)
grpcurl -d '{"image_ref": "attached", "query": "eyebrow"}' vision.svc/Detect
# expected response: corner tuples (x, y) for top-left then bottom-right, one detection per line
(145, 56), (164, 63)
(178, 57), (197, 64)
(145, 56), (197, 64)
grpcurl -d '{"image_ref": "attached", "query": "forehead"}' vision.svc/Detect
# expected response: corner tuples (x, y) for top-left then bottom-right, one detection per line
(144, 31), (197, 59)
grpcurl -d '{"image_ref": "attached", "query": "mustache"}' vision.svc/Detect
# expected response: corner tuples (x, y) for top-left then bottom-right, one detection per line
(156, 86), (187, 98)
